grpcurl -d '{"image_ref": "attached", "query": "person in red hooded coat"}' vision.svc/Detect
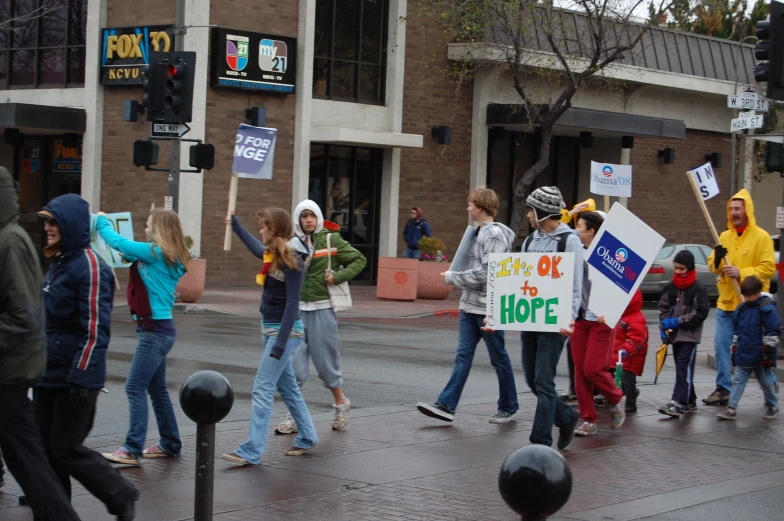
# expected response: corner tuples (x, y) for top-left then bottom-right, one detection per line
(613, 290), (648, 413)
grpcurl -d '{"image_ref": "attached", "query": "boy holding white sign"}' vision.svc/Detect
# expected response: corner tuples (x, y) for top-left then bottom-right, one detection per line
(416, 188), (519, 424)
(519, 187), (583, 449)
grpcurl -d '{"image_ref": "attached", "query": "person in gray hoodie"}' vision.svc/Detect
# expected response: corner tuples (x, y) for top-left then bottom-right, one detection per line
(417, 188), (519, 423)
(0, 167), (83, 520)
(520, 186), (583, 450)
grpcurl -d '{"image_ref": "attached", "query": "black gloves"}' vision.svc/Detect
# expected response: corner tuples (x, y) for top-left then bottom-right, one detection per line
(713, 245), (728, 269)
(69, 385), (90, 408)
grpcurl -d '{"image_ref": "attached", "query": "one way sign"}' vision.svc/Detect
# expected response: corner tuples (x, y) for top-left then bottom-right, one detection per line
(151, 123), (190, 138)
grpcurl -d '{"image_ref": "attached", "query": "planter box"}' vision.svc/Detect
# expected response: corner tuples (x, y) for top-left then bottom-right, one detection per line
(376, 257), (419, 301)
(176, 259), (207, 303)
(417, 261), (452, 300)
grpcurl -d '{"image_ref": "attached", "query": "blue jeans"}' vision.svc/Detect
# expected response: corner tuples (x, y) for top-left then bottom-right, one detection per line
(436, 311), (518, 414)
(403, 248), (420, 259)
(235, 331), (318, 465)
(522, 332), (580, 446)
(728, 366), (778, 409)
(123, 331), (180, 458)
(714, 309), (735, 392)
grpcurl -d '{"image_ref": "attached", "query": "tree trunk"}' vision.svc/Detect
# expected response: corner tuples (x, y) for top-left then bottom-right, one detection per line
(509, 125), (555, 235)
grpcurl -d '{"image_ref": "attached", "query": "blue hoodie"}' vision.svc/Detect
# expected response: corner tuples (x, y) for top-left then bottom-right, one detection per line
(38, 194), (114, 389)
(96, 215), (186, 320)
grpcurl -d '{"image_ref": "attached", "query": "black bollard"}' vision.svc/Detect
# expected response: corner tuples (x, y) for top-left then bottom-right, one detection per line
(498, 444), (572, 521)
(180, 370), (234, 521)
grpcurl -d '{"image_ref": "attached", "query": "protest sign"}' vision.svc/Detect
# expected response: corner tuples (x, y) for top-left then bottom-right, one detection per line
(688, 162), (719, 201)
(585, 203), (665, 328)
(232, 124), (277, 179)
(590, 161), (632, 200)
(225, 123), (278, 250)
(485, 252), (575, 333)
(90, 212), (134, 269)
(449, 225), (478, 272)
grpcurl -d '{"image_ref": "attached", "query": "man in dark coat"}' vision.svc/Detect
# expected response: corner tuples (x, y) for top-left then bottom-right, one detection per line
(0, 166), (82, 520)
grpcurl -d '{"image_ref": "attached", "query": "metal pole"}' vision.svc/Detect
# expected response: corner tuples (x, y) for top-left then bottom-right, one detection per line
(194, 423), (216, 521)
(729, 35), (757, 196)
(168, 0), (186, 213)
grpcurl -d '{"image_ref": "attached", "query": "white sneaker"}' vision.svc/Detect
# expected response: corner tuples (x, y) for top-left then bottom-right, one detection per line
(332, 397), (351, 430)
(275, 413), (298, 435)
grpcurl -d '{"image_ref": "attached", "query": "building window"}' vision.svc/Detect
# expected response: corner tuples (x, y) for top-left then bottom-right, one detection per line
(313, 0), (388, 104)
(0, 0), (87, 89)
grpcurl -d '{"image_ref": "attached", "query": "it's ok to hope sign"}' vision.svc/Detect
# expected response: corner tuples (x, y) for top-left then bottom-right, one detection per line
(485, 252), (575, 332)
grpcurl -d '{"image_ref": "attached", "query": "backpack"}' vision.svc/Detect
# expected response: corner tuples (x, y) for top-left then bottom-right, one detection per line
(127, 261), (154, 328)
(523, 232), (587, 320)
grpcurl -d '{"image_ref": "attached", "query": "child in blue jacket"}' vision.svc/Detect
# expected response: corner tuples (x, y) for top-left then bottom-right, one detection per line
(717, 275), (780, 421)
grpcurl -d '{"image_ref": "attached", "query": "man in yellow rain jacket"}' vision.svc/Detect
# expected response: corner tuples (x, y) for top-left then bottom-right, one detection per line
(704, 189), (776, 405)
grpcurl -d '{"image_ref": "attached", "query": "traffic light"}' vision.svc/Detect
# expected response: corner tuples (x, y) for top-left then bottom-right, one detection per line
(133, 140), (159, 167)
(145, 51), (196, 123)
(189, 144), (215, 171)
(755, 2), (784, 101)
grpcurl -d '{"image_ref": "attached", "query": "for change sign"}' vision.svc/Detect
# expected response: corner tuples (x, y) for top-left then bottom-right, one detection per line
(585, 203), (665, 328)
(485, 252), (575, 332)
(232, 124), (277, 179)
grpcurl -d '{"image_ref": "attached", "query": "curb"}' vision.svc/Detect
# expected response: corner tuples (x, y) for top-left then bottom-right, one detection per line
(706, 353), (784, 379)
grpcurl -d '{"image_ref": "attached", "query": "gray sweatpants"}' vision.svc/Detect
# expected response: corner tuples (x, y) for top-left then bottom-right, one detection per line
(293, 308), (343, 390)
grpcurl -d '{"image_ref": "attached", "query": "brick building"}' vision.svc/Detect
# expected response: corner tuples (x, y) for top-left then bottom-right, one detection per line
(1, 0), (777, 286)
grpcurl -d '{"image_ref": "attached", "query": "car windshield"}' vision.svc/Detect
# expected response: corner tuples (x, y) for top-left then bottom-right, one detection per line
(656, 246), (675, 260)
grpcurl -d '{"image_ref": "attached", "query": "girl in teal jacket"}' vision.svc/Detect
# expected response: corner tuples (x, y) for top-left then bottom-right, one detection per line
(95, 209), (191, 465)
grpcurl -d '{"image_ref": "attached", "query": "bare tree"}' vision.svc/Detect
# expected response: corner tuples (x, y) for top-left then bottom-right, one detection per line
(0, 3), (64, 33)
(407, 0), (673, 233)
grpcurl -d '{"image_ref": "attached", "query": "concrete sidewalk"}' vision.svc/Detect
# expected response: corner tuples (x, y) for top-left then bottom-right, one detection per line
(2, 378), (782, 521)
(116, 286), (462, 319)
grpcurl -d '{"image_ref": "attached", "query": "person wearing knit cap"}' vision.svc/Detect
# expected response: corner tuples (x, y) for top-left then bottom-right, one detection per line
(402, 207), (432, 259)
(658, 249), (710, 417)
(519, 186), (583, 449)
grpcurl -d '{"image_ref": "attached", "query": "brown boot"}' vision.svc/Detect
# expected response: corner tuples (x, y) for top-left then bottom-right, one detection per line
(702, 387), (730, 406)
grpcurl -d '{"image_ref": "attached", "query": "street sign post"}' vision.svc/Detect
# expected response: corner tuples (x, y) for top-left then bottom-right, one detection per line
(730, 111), (764, 132)
(727, 92), (769, 112)
(151, 122), (191, 138)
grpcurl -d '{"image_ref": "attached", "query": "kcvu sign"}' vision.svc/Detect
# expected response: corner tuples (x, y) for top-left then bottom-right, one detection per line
(100, 25), (175, 85)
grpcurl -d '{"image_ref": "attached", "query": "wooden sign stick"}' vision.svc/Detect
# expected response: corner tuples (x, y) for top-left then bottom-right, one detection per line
(224, 173), (239, 251)
(604, 195), (610, 212)
(686, 173), (742, 298)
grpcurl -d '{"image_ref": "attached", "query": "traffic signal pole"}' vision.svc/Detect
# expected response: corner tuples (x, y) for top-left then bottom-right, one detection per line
(168, 0), (186, 213)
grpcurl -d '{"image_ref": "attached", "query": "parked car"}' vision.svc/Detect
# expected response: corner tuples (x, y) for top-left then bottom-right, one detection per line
(640, 244), (719, 301)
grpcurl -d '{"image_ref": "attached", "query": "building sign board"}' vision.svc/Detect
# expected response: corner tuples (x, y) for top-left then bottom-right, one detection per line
(52, 141), (82, 173)
(100, 25), (175, 85)
(210, 28), (296, 94)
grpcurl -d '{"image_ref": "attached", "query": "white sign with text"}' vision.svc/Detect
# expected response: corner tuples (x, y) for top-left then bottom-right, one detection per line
(485, 252), (575, 332)
(590, 161), (632, 198)
(688, 162), (720, 200)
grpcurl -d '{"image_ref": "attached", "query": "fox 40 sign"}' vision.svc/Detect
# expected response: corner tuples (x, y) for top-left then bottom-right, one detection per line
(100, 25), (175, 85)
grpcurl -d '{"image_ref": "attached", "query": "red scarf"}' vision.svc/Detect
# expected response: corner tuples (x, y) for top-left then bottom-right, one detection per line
(673, 270), (696, 290)
(735, 224), (747, 235)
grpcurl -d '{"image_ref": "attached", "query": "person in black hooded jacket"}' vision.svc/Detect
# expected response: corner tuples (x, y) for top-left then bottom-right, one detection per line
(0, 167), (83, 520)
(35, 193), (138, 520)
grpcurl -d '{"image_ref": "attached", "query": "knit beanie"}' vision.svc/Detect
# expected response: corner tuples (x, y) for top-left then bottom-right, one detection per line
(526, 186), (565, 221)
(673, 250), (695, 271)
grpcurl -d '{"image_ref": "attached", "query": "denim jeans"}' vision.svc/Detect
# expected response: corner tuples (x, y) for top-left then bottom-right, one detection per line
(728, 366), (778, 409)
(235, 330), (319, 465)
(436, 311), (518, 415)
(714, 309), (735, 392)
(123, 331), (180, 458)
(403, 248), (420, 259)
(522, 332), (579, 446)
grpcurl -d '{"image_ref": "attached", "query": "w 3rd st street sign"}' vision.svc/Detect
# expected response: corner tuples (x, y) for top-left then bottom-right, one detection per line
(730, 111), (764, 133)
(151, 122), (190, 138)
(727, 93), (769, 112)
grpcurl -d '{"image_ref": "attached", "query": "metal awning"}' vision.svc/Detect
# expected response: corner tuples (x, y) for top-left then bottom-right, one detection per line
(0, 103), (86, 133)
(486, 104), (686, 139)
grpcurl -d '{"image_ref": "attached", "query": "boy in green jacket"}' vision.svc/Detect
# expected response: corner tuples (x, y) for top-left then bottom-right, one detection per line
(276, 200), (367, 434)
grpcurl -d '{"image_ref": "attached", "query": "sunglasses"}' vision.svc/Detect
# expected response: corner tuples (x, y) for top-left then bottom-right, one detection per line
(40, 216), (57, 227)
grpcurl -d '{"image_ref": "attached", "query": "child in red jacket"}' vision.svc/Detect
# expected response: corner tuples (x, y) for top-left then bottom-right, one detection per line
(614, 290), (649, 413)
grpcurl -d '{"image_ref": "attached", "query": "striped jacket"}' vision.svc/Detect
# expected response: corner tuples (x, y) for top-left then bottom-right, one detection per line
(37, 194), (114, 390)
(300, 229), (366, 305)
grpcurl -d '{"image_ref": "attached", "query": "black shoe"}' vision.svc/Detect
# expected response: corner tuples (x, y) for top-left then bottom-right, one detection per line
(625, 405), (637, 414)
(19, 495), (30, 506)
(594, 395), (608, 407)
(416, 402), (454, 422)
(116, 497), (136, 521)
(557, 412), (580, 450)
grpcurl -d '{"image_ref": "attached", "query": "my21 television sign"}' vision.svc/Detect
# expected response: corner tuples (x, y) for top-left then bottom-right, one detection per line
(210, 28), (297, 94)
